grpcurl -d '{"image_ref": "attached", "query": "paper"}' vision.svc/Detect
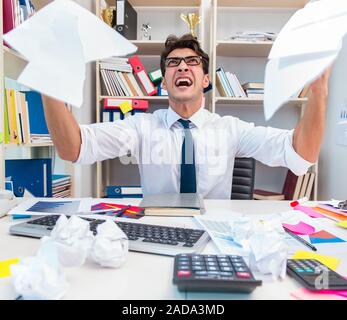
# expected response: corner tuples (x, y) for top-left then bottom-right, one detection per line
(89, 220), (128, 268)
(0, 258), (20, 278)
(264, 0), (347, 120)
(119, 101), (133, 115)
(11, 241), (68, 300)
(291, 288), (347, 300)
(292, 250), (340, 271)
(42, 215), (94, 267)
(294, 205), (326, 218)
(336, 220), (347, 229)
(282, 221), (316, 235)
(3, 0), (137, 107)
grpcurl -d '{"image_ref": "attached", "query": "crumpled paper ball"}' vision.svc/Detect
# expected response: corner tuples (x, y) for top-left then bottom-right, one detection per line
(10, 241), (68, 300)
(41, 215), (94, 267)
(229, 216), (288, 280)
(89, 219), (129, 268)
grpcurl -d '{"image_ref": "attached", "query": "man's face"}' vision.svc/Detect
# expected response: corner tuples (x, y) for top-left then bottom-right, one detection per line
(162, 48), (210, 103)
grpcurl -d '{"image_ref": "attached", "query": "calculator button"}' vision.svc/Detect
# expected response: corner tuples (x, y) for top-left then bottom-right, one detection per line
(178, 261), (190, 265)
(221, 267), (233, 272)
(192, 261), (204, 266)
(177, 271), (191, 277)
(207, 266), (218, 271)
(219, 262), (231, 267)
(236, 272), (251, 278)
(192, 266), (205, 271)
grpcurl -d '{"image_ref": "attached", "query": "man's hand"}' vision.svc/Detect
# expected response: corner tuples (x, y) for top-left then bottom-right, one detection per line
(293, 65), (333, 163)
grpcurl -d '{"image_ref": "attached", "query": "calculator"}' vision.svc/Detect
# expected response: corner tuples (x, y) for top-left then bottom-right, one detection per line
(287, 259), (347, 291)
(172, 254), (262, 293)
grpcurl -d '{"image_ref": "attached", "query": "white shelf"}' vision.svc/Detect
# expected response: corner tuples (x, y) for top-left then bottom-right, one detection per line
(4, 143), (54, 148)
(217, 0), (309, 8)
(100, 95), (169, 103)
(105, 0), (201, 6)
(131, 40), (165, 56)
(215, 97), (308, 106)
(217, 40), (273, 57)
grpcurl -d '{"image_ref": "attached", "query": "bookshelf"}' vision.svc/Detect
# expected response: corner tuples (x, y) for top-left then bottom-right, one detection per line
(211, 0), (317, 200)
(95, 0), (208, 197)
(0, 0), (75, 197)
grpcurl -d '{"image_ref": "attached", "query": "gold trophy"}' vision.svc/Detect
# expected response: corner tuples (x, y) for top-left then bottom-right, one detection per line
(180, 13), (201, 38)
(101, 7), (115, 27)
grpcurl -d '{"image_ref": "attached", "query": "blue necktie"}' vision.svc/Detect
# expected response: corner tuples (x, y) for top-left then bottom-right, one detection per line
(178, 119), (196, 193)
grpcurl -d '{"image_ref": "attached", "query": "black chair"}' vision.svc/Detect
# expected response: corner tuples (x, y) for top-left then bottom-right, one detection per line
(230, 157), (255, 200)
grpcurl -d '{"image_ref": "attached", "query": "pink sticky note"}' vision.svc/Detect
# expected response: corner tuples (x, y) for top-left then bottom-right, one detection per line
(294, 205), (326, 218)
(283, 221), (316, 235)
(291, 288), (347, 300)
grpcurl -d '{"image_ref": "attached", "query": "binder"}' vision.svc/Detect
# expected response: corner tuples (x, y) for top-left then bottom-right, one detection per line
(5, 158), (52, 197)
(103, 98), (148, 111)
(128, 56), (157, 96)
(115, 0), (137, 40)
(106, 185), (143, 198)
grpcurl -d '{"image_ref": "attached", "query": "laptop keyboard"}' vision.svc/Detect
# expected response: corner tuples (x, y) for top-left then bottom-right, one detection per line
(25, 215), (209, 255)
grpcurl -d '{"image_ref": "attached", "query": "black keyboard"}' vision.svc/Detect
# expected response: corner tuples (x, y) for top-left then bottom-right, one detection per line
(10, 215), (210, 256)
(287, 259), (347, 291)
(173, 254), (262, 293)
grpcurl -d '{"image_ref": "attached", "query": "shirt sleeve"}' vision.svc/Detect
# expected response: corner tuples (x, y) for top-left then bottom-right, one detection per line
(234, 119), (314, 176)
(74, 115), (141, 165)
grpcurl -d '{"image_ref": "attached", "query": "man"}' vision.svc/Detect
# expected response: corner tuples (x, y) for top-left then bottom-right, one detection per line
(42, 34), (331, 199)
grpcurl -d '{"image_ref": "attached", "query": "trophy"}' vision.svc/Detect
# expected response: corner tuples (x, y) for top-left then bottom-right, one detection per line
(180, 13), (201, 38)
(141, 23), (152, 40)
(101, 7), (115, 27)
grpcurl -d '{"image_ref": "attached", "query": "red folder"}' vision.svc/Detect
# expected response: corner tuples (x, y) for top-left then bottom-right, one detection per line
(103, 98), (149, 111)
(128, 55), (157, 96)
(3, 0), (15, 34)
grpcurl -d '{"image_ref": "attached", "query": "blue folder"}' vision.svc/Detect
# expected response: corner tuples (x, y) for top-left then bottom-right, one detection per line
(5, 158), (52, 197)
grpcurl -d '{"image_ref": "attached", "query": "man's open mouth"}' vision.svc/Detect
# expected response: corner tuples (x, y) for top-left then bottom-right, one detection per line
(175, 77), (193, 87)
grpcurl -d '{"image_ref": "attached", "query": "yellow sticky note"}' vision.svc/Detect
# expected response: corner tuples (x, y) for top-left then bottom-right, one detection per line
(119, 101), (133, 115)
(0, 258), (20, 278)
(0, 133), (3, 144)
(336, 221), (347, 229)
(292, 250), (340, 271)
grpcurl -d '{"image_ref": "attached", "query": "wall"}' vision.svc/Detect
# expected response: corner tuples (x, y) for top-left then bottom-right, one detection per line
(318, 35), (347, 200)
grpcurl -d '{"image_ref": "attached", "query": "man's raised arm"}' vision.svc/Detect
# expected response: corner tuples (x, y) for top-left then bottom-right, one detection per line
(42, 95), (82, 162)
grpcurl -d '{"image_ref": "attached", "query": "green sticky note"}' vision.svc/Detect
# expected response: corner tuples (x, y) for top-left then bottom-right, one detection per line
(0, 258), (20, 278)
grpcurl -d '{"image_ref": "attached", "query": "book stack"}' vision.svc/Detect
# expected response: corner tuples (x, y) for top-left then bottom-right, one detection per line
(242, 82), (264, 98)
(253, 170), (315, 201)
(3, 89), (52, 145)
(216, 67), (246, 98)
(52, 174), (71, 198)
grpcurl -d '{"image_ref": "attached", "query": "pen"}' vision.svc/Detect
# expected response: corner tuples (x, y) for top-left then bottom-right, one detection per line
(283, 226), (317, 251)
(290, 196), (308, 208)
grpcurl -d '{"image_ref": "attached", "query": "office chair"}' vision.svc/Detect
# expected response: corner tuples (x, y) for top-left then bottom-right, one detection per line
(231, 157), (255, 200)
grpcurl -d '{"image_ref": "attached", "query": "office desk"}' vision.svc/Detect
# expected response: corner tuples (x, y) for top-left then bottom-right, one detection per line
(1, 200), (347, 300)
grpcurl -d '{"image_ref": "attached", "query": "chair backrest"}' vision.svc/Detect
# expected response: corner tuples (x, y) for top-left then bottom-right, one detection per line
(231, 157), (255, 200)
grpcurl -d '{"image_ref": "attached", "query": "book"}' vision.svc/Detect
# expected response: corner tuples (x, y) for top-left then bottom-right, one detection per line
(305, 172), (315, 199)
(298, 172), (310, 199)
(216, 70), (228, 97)
(139, 193), (205, 216)
(106, 185), (143, 198)
(242, 82), (264, 90)
(253, 189), (285, 200)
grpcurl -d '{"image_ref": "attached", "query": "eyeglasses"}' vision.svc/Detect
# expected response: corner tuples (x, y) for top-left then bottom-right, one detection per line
(164, 56), (203, 68)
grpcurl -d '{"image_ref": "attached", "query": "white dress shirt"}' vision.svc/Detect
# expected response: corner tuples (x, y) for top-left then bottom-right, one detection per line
(76, 106), (313, 199)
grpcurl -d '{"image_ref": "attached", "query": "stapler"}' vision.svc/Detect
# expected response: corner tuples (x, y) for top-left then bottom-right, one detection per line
(338, 200), (347, 210)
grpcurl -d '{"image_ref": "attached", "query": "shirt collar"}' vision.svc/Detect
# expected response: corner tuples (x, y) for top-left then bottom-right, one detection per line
(166, 105), (209, 130)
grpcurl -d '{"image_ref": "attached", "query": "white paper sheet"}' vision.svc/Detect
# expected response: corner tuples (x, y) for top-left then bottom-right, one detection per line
(264, 0), (347, 120)
(3, 0), (137, 107)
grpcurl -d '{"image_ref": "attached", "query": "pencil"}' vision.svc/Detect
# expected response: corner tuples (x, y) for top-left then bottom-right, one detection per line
(283, 227), (317, 251)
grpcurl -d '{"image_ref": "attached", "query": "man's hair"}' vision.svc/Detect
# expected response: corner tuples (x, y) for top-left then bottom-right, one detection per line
(160, 34), (209, 76)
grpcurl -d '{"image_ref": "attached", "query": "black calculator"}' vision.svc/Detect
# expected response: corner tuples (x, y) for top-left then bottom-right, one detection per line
(172, 254), (262, 293)
(287, 259), (347, 291)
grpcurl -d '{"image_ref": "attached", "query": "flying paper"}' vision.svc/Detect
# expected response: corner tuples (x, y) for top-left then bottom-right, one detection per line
(3, 0), (137, 107)
(264, 0), (347, 120)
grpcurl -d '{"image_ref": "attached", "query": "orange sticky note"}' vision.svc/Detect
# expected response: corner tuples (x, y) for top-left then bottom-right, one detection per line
(119, 101), (132, 115)
(0, 258), (20, 278)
